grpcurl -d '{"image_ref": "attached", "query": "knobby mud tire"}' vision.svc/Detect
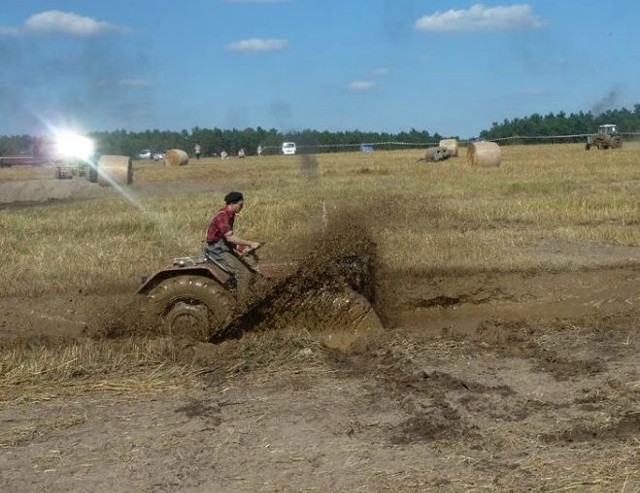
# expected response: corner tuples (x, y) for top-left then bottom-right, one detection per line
(142, 275), (235, 341)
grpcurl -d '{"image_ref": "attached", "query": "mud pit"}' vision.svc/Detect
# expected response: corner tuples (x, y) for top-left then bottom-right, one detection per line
(1, 257), (640, 491)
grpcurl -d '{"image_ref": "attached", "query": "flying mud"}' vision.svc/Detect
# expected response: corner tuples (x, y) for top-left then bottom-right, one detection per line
(210, 229), (383, 348)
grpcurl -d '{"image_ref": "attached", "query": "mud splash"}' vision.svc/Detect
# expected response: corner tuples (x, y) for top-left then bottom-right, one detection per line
(212, 218), (382, 346)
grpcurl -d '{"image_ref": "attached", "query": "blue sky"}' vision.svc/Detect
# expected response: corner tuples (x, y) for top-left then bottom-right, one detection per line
(1, 1), (638, 138)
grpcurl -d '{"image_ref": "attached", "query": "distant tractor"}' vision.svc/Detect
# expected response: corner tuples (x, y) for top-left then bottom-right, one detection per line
(585, 124), (623, 150)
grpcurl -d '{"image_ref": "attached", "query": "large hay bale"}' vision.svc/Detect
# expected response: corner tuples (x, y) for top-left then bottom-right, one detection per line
(422, 146), (450, 162)
(466, 141), (501, 167)
(97, 155), (133, 187)
(164, 149), (189, 167)
(439, 138), (459, 157)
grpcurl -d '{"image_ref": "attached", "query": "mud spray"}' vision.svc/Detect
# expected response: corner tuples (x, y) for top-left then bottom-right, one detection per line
(85, 212), (385, 350)
(212, 214), (383, 349)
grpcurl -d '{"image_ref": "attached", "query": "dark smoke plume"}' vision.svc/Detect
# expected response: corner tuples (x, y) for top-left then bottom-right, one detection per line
(591, 89), (619, 115)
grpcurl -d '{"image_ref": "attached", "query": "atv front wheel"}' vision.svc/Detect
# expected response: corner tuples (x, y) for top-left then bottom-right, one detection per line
(143, 275), (235, 341)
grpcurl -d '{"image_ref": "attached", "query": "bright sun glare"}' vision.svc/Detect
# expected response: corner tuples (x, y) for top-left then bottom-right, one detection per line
(54, 131), (95, 160)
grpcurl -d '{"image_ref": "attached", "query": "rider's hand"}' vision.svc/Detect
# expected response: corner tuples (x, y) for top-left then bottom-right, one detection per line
(250, 241), (261, 250)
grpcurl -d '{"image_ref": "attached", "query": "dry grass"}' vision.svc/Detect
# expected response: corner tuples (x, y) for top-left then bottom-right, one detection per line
(1, 143), (640, 394)
(0, 326), (331, 399)
(0, 337), (196, 395)
(2, 144), (640, 298)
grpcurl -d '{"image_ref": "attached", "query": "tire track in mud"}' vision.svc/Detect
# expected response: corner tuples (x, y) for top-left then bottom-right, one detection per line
(323, 336), (558, 447)
(188, 255), (640, 451)
(541, 411), (640, 444)
(3, 260), (640, 488)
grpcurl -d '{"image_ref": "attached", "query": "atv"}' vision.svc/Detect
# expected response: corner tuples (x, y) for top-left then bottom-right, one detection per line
(136, 242), (380, 342)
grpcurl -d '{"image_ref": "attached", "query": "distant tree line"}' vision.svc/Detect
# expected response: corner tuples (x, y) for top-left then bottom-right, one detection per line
(0, 126), (444, 158)
(480, 104), (640, 143)
(2, 103), (640, 156)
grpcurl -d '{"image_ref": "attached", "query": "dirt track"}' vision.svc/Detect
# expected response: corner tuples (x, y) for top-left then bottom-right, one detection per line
(1, 167), (640, 491)
(1, 263), (640, 491)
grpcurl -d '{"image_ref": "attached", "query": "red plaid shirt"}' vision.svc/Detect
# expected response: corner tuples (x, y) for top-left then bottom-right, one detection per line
(206, 206), (235, 244)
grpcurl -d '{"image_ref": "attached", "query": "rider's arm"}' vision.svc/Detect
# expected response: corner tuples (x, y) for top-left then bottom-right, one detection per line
(224, 232), (260, 250)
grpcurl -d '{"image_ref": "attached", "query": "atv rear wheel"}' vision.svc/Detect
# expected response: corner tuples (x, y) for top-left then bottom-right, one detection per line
(144, 275), (235, 341)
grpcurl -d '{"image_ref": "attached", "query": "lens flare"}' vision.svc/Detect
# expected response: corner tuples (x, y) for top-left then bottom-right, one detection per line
(54, 131), (95, 160)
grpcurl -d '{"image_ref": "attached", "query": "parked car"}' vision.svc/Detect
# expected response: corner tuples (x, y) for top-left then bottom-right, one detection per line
(137, 149), (165, 161)
(281, 142), (296, 155)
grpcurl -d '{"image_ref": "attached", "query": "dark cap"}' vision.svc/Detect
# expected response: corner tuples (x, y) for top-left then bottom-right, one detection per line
(224, 191), (244, 204)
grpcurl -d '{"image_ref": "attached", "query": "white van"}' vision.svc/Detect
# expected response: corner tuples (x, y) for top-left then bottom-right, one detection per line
(281, 142), (296, 155)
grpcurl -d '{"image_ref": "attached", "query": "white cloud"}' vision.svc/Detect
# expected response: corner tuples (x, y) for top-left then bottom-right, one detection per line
(24, 10), (122, 36)
(414, 4), (543, 32)
(0, 26), (19, 36)
(348, 81), (376, 91)
(119, 79), (151, 87)
(226, 38), (288, 53)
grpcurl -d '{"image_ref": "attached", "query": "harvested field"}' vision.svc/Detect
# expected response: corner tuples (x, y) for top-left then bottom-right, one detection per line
(1, 145), (640, 492)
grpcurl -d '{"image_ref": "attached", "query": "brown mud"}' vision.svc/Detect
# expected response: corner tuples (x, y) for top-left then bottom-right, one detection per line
(2, 201), (640, 490)
(1, 262), (640, 491)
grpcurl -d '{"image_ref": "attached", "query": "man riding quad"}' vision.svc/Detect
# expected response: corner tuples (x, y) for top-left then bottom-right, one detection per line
(204, 191), (262, 305)
(137, 192), (380, 342)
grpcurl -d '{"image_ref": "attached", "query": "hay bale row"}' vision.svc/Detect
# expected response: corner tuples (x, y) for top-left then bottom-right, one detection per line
(439, 138), (459, 157)
(97, 155), (133, 187)
(422, 146), (451, 162)
(466, 141), (501, 167)
(164, 149), (189, 167)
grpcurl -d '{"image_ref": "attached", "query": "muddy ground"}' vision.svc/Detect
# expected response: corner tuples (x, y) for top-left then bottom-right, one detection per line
(1, 264), (640, 492)
(1, 179), (640, 492)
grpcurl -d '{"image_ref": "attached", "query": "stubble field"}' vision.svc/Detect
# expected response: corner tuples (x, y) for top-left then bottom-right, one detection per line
(1, 144), (640, 492)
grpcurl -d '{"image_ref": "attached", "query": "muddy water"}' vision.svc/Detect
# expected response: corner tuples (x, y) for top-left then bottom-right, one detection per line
(379, 267), (640, 342)
(1, 266), (638, 345)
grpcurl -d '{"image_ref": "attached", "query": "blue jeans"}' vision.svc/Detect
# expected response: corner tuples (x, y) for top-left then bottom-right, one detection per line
(205, 240), (256, 304)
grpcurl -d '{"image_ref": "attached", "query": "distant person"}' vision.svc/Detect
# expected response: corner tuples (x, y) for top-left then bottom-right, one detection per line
(257, 145), (263, 157)
(205, 191), (261, 305)
(220, 150), (228, 160)
(195, 142), (201, 160)
(238, 148), (246, 158)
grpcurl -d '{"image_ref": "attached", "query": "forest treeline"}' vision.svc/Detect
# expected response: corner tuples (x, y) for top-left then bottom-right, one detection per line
(1, 104), (639, 157)
(0, 127), (443, 157)
(480, 105), (640, 142)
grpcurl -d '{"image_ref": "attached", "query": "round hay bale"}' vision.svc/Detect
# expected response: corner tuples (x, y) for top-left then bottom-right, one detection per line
(164, 149), (189, 167)
(466, 141), (501, 167)
(439, 138), (459, 157)
(97, 155), (133, 187)
(423, 146), (450, 162)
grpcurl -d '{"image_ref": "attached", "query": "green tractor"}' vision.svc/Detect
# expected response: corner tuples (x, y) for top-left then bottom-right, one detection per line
(585, 124), (623, 150)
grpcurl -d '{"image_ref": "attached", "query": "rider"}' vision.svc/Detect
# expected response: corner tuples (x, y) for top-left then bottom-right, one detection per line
(205, 191), (261, 304)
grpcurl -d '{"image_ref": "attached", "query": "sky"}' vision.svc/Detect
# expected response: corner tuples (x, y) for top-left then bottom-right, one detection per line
(0, 0), (639, 138)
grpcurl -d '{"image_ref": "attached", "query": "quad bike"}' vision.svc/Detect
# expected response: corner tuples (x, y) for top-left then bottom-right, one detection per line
(136, 242), (380, 342)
